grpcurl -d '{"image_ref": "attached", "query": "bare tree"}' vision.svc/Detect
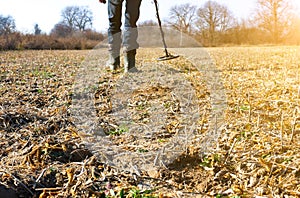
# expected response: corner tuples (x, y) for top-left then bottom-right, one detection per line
(138, 20), (158, 27)
(288, 16), (300, 44)
(0, 15), (16, 35)
(50, 22), (73, 37)
(167, 3), (197, 34)
(34, 24), (41, 35)
(74, 7), (93, 31)
(254, 0), (294, 43)
(61, 6), (93, 32)
(196, 0), (234, 46)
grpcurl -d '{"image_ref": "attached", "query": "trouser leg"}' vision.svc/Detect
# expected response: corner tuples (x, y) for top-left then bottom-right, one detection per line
(123, 0), (141, 72)
(107, 0), (123, 68)
(123, 0), (142, 52)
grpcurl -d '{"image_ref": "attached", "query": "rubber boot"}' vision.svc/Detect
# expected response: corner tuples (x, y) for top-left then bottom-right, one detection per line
(124, 50), (138, 73)
(106, 53), (120, 70)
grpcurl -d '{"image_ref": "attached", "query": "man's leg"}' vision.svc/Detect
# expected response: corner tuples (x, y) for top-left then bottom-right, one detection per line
(107, 0), (123, 69)
(123, 0), (142, 72)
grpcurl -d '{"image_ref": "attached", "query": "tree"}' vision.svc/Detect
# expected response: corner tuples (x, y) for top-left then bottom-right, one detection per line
(221, 19), (266, 45)
(287, 16), (300, 44)
(254, 0), (294, 43)
(61, 6), (93, 32)
(167, 3), (197, 34)
(196, 0), (234, 46)
(50, 22), (73, 37)
(0, 15), (16, 35)
(138, 20), (158, 27)
(34, 24), (41, 35)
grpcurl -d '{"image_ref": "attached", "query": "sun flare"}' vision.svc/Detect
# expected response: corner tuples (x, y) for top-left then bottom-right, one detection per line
(293, 0), (300, 17)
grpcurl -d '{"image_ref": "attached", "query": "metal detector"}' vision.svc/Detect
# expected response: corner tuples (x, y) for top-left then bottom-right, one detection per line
(153, 0), (179, 61)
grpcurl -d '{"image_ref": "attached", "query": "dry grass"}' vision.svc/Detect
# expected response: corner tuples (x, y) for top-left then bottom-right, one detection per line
(0, 47), (299, 197)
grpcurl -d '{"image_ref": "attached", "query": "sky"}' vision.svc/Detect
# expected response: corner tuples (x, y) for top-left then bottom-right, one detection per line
(0, 0), (299, 34)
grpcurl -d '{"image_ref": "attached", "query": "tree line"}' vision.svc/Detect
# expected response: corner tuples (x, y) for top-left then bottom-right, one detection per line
(0, 6), (104, 50)
(1, 0), (300, 50)
(163, 0), (300, 46)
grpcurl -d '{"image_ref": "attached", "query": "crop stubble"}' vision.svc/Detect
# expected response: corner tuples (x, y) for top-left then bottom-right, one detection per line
(0, 47), (299, 197)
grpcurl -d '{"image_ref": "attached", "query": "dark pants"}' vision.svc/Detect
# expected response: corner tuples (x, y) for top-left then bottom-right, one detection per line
(108, 0), (142, 56)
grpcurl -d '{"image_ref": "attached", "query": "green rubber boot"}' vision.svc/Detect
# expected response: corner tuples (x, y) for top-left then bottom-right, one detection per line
(124, 50), (138, 73)
(106, 53), (120, 70)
